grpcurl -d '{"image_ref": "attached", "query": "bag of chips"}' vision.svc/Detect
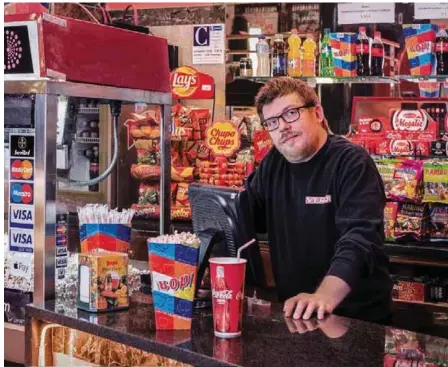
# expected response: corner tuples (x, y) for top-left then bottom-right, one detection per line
(190, 108), (210, 140)
(395, 203), (428, 242)
(176, 183), (190, 207)
(389, 160), (424, 203)
(135, 139), (160, 165)
(428, 204), (448, 240)
(423, 161), (448, 203)
(138, 183), (159, 205)
(384, 202), (399, 242)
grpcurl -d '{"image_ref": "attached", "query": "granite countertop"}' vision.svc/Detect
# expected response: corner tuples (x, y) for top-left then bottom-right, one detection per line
(26, 298), (448, 367)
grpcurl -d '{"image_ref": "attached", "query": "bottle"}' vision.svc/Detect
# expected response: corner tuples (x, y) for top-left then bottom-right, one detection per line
(319, 28), (334, 77)
(239, 57), (253, 77)
(435, 24), (448, 75)
(256, 36), (270, 77)
(356, 26), (370, 76)
(287, 29), (302, 77)
(89, 146), (99, 192)
(272, 34), (287, 77)
(302, 33), (317, 77)
(213, 265), (231, 333)
(371, 31), (384, 76)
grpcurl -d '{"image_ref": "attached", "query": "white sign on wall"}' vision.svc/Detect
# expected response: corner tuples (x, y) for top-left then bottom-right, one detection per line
(338, 4), (395, 25)
(193, 24), (225, 65)
(415, 3), (448, 20)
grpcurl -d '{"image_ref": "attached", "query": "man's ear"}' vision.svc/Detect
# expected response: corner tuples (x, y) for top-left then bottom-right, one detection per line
(315, 105), (325, 124)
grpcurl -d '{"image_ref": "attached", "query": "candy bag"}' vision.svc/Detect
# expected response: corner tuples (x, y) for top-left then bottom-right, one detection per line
(395, 202), (428, 242)
(384, 202), (399, 242)
(423, 161), (448, 203)
(389, 160), (424, 203)
(428, 204), (448, 240)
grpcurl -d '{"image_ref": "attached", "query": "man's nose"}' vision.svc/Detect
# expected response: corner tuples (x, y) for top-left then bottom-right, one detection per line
(278, 116), (291, 132)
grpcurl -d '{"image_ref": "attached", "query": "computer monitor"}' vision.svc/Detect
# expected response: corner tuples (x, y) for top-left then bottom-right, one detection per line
(188, 183), (266, 292)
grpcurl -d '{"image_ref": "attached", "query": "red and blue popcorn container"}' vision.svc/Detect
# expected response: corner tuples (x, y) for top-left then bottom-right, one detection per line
(148, 238), (200, 330)
(403, 24), (438, 76)
(330, 33), (358, 77)
(80, 224), (131, 253)
(418, 82), (440, 98)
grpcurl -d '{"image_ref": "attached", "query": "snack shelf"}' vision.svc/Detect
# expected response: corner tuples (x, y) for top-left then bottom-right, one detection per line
(393, 298), (448, 309)
(235, 76), (399, 84)
(397, 75), (448, 83)
(384, 242), (448, 262)
(389, 256), (448, 268)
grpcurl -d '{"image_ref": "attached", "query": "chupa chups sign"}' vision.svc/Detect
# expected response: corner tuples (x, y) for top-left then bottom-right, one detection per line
(170, 66), (215, 100)
(205, 121), (241, 157)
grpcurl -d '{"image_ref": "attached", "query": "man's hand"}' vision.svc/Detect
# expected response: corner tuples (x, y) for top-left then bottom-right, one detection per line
(283, 293), (335, 320)
(284, 314), (350, 339)
(283, 276), (351, 320)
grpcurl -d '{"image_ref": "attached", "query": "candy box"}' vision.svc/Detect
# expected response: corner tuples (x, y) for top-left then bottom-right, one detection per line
(403, 24), (438, 76)
(148, 238), (200, 330)
(77, 250), (129, 312)
(79, 223), (131, 253)
(330, 33), (357, 77)
(393, 277), (426, 302)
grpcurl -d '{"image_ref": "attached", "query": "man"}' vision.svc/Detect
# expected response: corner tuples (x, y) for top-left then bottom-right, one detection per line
(247, 77), (392, 323)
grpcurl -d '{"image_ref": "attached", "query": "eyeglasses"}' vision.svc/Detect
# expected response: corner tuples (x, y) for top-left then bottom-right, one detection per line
(261, 102), (316, 132)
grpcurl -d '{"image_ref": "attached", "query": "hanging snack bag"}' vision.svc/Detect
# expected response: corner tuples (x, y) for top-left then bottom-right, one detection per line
(135, 139), (160, 165)
(423, 161), (448, 203)
(176, 183), (190, 207)
(384, 202), (399, 242)
(395, 203), (428, 242)
(428, 204), (448, 240)
(374, 158), (397, 199)
(190, 108), (211, 140)
(389, 160), (424, 203)
(138, 183), (160, 205)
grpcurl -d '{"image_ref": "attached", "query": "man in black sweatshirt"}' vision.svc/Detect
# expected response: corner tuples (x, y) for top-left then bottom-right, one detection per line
(247, 77), (392, 324)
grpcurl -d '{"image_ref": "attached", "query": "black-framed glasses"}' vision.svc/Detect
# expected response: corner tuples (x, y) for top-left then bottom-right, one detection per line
(261, 102), (316, 132)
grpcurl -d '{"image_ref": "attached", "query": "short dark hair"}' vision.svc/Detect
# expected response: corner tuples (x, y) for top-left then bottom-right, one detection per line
(255, 77), (330, 132)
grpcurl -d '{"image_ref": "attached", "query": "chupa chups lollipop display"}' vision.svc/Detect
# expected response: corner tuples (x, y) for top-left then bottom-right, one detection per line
(403, 24), (438, 76)
(147, 232), (200, 330)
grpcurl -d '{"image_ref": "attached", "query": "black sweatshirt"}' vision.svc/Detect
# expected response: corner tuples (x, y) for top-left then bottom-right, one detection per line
(246, 135), (392, 322)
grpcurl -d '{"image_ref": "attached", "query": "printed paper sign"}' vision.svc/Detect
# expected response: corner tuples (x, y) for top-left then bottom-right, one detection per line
(415, 3), (448, 20)
(8, 253), (33, 279)
(338, 4), (395, 25)
(57, 267), (66, 280)
(9, 227), (34, 253)
(9, 204), (34, 229)
(193, 24), (225, 64)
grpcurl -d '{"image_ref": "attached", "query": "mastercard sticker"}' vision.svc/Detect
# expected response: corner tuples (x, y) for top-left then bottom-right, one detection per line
(10, 159), (34, 181)
(10, 182), (34, 204)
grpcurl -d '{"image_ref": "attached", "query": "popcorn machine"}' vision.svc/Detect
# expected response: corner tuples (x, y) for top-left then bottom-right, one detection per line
(4, 11), (172, 307)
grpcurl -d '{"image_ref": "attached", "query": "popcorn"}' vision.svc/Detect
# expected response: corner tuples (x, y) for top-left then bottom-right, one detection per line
(148, 231), (200, 248)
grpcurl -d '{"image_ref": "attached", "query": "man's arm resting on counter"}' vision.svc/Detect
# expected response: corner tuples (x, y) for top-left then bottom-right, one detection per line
(284, 276), (351, 320)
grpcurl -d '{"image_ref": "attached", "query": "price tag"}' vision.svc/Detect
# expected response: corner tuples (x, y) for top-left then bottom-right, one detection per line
(415, 3), (448, 20)
(338, 4), (395, 25)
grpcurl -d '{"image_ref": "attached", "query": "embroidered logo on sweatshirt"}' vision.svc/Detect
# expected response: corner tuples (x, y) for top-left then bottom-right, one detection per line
(305, 195), (332, 204)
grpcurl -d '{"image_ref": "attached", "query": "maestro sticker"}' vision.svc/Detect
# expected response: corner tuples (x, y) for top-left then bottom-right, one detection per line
(10, 182), (33, 204)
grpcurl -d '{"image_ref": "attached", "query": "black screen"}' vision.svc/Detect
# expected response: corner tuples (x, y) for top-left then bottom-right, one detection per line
(4, 95), (35, 128)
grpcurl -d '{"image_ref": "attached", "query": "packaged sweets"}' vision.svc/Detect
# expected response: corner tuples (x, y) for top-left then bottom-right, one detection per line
(389, 160), (424, 203)
(428, 204), (448, 240)
(423, 161), (448, 203)
(135, 139), (160, 165)
(395, 202), (428, 241)
(374, 158), (397, 198)
(384, 202), (399, 242)
(77, 250), (129, 312)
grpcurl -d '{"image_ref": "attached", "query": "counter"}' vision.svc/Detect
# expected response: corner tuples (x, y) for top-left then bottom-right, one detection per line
(25, 297), (448, 367)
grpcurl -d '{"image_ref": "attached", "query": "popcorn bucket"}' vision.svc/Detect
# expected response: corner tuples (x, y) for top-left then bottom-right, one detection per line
(418, 82), (440, 98)
(330, 33), (358, 77)
(148, 239), (200, 330)
(79, 224), (131, 253)
(403, 24), (438, 76)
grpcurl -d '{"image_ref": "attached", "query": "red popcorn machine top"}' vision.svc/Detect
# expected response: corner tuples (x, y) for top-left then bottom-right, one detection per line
(4, 11), (172, 307)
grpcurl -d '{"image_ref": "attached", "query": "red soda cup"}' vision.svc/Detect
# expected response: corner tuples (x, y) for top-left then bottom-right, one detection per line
(209, 257), (246, 338)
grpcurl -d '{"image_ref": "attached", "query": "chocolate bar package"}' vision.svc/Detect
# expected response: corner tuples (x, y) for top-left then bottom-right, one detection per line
(384, 202), (399, 242)
(395, 202), (428, 241)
